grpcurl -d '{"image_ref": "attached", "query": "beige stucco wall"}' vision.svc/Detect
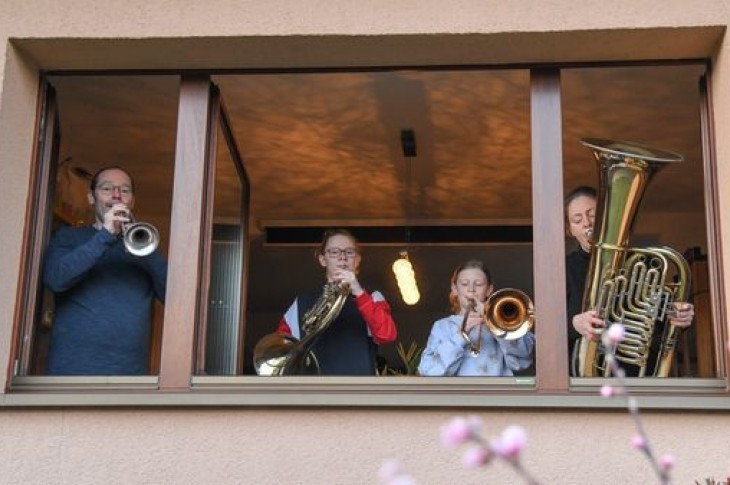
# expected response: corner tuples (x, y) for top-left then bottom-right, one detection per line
(0, 408), (728, 484)
(0, 1), (729, 484)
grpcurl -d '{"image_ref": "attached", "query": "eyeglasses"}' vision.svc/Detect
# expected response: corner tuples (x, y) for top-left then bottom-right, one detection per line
(324, 247), (359, 259)
(96, 183), (133, 197)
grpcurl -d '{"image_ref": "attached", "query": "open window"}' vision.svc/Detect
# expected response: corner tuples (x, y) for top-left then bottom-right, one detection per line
(190, 69), (536, 380)
(561, 63), (726, 382)
(12, 75), (178, 383)
(9, 61), (727, 403)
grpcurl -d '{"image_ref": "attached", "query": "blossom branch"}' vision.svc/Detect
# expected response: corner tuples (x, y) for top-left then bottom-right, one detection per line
(601, 323), (674, 485)
(440, 417), (542, 485)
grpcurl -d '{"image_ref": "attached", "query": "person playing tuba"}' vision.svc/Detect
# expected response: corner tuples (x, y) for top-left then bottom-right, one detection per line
(565, 184), (695, 377)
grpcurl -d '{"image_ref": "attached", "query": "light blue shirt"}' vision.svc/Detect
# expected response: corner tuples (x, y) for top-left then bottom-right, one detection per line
(418, 314), (535, 376)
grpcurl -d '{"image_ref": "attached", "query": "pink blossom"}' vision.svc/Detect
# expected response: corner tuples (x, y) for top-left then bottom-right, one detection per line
(462, 445), (491, 469)
(630, 434), (647, 450)
(466, 414), (483, 434)
(492, 425), (528, 460)
(604, 323), (626, 345)
(440, 417), (472, 448)
(378, 459), (402, 482)
(659, 453), (676, 471)
(388, 475), (417, 485)
(600, 384), (615, 398)
(378, 459), (417, 485)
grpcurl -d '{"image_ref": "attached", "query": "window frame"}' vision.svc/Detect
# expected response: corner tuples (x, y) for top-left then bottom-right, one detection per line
(6, 63), (729, 409)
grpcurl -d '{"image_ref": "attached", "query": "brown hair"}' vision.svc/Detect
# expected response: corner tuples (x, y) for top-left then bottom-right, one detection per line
(448, 259), (493, 314)
(564, 186), (596, 215)
(564, 185), (597, 237)
(90, 165), (135, 192)
(315, 228), (361, 259)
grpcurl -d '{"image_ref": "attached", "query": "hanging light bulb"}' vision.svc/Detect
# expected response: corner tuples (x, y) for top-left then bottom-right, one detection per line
(392, 251), (420, 305)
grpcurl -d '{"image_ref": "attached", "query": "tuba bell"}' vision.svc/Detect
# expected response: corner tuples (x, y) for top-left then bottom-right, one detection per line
(254, 282), (349, 376)
(574, 138), (691, 377)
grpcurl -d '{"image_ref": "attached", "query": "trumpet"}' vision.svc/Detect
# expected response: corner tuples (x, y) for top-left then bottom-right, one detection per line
(116, 210), (159, 257)
(459, 298), (481, 356)
(460, 289), (536, 356)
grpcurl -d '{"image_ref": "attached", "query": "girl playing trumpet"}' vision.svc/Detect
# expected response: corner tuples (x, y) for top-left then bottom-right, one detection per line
(418, 259), (535, 376)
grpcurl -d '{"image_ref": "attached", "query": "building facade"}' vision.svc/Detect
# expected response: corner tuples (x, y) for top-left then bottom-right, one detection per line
(1, 2), (729, 483)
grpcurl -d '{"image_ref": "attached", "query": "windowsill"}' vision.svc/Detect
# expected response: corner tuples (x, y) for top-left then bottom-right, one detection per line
(3, 375), (729, 410)
(10, 375), (159, 392)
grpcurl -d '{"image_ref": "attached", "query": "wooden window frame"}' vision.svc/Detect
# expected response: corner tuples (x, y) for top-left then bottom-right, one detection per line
(6, 64), (729, 409)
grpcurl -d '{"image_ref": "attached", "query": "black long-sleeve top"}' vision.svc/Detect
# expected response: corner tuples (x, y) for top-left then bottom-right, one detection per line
(566, 248), (590, 364)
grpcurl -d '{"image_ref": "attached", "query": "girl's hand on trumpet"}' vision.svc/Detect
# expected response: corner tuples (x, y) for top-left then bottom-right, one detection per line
(462, 299), (485, 333)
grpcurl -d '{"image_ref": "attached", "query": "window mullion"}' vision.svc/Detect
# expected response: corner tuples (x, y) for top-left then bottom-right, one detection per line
(159, 75), (212, 391)
(531, 69), (569, 392)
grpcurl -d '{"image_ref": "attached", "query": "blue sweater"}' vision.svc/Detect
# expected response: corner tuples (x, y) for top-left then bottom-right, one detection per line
(418, 314), (535, 377)
(43, 226), (167, 375)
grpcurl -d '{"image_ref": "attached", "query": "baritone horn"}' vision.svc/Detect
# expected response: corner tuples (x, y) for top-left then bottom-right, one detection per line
(120, 212), (159, 257)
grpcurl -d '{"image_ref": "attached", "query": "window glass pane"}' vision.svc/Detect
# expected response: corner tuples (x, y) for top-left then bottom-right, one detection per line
(561, 65), (721, 378)
(35, 75), (177, 376)
(214, 70), (535, 378)
(201, 116), (247, 375)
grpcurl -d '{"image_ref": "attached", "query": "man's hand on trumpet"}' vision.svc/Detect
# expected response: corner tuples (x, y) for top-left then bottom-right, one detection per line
(102, 203), (131, 235)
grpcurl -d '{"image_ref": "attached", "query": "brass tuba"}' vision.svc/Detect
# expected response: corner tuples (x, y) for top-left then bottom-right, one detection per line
(253, 282), (350, 376)
(574, 138), (691, 377)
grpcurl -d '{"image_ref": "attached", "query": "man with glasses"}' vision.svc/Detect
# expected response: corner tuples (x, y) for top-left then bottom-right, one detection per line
(273, 228), (397, 375)
(43, 166), (167, 375)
